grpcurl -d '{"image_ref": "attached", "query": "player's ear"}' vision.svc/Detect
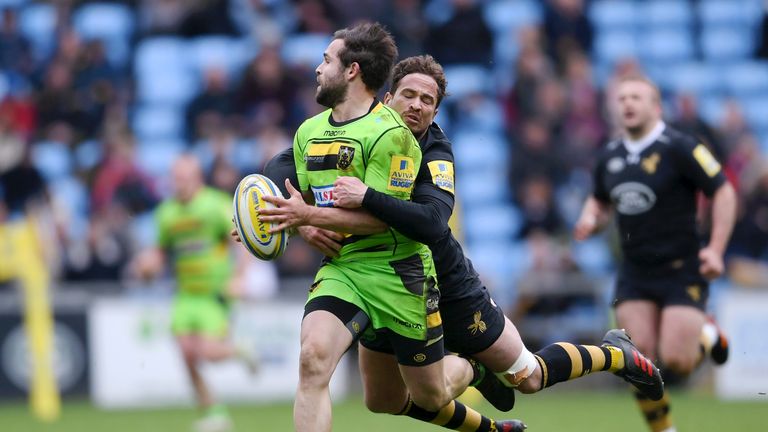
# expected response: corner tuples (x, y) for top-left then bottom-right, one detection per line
(347, 62), (360, 80)
(383, 92), (393, 104)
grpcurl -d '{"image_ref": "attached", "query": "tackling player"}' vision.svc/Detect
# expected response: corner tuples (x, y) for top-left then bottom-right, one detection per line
(575, 76), (736, 432)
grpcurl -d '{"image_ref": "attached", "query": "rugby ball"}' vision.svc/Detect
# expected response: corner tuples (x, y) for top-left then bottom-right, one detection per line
(233, 174), (288, 260)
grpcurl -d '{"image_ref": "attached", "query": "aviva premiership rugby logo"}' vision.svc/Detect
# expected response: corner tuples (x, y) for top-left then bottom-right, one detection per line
(337, 145), (355, 170)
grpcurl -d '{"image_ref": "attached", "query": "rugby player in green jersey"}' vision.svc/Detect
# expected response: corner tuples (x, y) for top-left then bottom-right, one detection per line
(134, 155), (257, 432)
(255, 22), (518, 432)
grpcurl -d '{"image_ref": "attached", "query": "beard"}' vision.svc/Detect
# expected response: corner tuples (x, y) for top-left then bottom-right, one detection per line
(316, 75), (348, 108)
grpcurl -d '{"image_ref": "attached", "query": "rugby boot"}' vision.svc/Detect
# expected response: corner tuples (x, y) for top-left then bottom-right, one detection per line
(706, 316), (729, 365)
(602, 329), (664, 401)
(495, 419), (527, 432)
(469, 358), (516, 412)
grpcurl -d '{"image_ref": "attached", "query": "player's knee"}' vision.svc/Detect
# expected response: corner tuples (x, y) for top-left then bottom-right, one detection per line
(298, 341), (335, 384)
(409, 387), (450, 412)
(660, 352), (696, 376)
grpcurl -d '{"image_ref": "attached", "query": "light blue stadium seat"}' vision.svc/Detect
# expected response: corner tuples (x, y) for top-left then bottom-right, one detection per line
(588, 0), (637, 30)
(452, 130), (508, 172)
(483, 0), (542, 34)
(134, 38), (197, 105)
(665, 62), (721, 95)
(456, 171), (509, 207)
(593, 29), (637, 65)
(135, 140), (185, 179)
(698, 95), (726, 126)
(188, 36), (257, 79)
(130, 211), (158, 249)
(442, 64), (491, 98)
(721, 62), (768, 96)
(32, 141), (72, 181)
(51, 175), (89, 219)
(451, 96), (506, 133)
(639, 28), (694, 63)
(643, 0), (692, 27)
(571, 236), (613, 276)
(73, 3), (134, 66)
(463, 204), (521, 242)
(0, 0), (28, 8)
(738, 95), (768, 132)
(132, 105), (184, 140)
(281, 34), (331, 68)
(73, 139), (103, 171)
(701, 27), (756, 61)
(699, 0), (763, 27)
(18, 3), (56, 61)
(465, 239), (532, 283)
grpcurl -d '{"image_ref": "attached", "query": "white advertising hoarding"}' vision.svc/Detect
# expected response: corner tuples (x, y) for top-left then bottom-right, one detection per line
(715, 290), (768, 400)
(89, 298), (349, 408)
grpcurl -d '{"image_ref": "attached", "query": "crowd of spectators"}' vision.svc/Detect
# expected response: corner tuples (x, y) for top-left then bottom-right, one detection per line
(0, 0), (766, 305)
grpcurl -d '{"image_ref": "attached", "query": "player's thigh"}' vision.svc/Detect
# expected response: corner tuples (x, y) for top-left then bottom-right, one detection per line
(615, 299), (661, 358)
(658, 305), (706, 370)
(358, 343), (408, 413)
(441, 287), (508, 363)
(299, 309), (356, 378)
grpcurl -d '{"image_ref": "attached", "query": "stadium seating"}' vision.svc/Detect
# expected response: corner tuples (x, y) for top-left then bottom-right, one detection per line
(588, 0), (637, 30)
(643, 0), (693, 28)
(18, 2), (56, 61)
(32, 141), (73, 181)
(482, 0), (541, 35)
(72, 3), (134, 66)
(280, 34), (332, 68)
(132, 105), (185, 141)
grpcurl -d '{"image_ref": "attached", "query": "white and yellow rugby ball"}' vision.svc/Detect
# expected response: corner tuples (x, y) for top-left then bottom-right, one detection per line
(233, 174), (287, 260)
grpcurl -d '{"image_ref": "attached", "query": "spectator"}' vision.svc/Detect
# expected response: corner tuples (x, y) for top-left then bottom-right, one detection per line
(378, 0), (427, 59)
(186, 68), (233, 141)
(510, 117), (565, 200)
(517, 175), (565, 239)
(0, 8), (33, 75)
(543, 0), (593, 67)
(424, 0), (493, 65)
(671, 93), (725, 161)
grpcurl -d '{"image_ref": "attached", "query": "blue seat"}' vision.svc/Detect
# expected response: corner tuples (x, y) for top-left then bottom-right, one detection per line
(130, 211), (158, 249)
(643, 0), (692, 27)
(483, 0), (542, 34)
(738, 95), (768, 132)
(699, 0), (763, 27)
(132, 105), (184, 140)
(188, 36), (256, 79)
(639, 28), (694, 63)
(73, 139), (103, 171)
(134, 140), (185, 179)
(31, 141), (72, 181)
(588, 0), (636, 30)
(701, 27), (755, 61)
(18, 3), (56, 61)
(73, 3), (134, 66)
(50, 175), (89, 219)
(457, 170), (509, 207)
(281, 34), (331, 68)
(593, 30), (637, 65)
(698, 96), (727, 126)
(443, 64), (491, 98)
(722, 62), (768, 96)
(0, 0), (28, 8)
(463, 204), (521, 242)
(465, 239), (532, 283)
(452, 130), (508, 172)
(571, 237), (614, 276)
(665, 62), (721, 95)
(134, 38), (197, 105)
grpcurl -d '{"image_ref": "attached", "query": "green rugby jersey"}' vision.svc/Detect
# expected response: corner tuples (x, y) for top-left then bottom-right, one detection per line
(294, 101), (423, 259)
(155, 187), (233, 295)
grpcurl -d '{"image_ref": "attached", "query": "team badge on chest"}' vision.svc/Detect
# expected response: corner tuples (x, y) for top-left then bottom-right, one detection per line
(337, 145), (355, 170)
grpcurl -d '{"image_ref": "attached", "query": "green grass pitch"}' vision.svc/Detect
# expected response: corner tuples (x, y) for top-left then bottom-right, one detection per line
(1, 389), (765, 431)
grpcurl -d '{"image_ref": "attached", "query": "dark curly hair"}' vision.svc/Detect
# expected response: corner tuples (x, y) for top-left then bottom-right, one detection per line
(390, 55), (448, 107)
(333, 22), (398, 93)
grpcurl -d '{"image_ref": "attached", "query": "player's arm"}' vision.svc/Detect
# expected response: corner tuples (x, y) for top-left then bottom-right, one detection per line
(574, 156), (613, 241)
(132, 246), (167, 281)
(677, 139), (737, 279)
(260, 179), (387, 234)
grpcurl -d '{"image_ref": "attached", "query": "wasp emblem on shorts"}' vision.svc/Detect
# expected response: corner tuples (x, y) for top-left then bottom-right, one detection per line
(686, 285), (701, 302)
(467, 311), (487, 335)
(337, 145), (355, 170)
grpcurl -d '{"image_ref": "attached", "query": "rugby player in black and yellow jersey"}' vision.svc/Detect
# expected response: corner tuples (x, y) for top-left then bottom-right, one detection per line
(259, 56), (663, 431)
(575, 75), (735, 432)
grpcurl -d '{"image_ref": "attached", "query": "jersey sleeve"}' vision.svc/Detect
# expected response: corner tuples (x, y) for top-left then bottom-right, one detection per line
(264, 147), (299, 199)
(154, 203), (171, 250)
(364, 126), (421, 200)
(592, 155), (610, 203)
(360, 140), (455, 244)
(674, 135), (726, 196)
(293, 130), (309, 192)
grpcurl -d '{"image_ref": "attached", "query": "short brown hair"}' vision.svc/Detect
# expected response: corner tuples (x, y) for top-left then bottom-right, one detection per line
(618, 74), (661, 104)
(333, 22), (398, 93)
(390, 55), (448, 106)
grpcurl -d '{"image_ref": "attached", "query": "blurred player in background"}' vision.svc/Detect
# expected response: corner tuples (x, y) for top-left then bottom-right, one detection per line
(258, 55), (663, 431)
(574, 76), (737, 432)
(133, 155), (257, 432)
